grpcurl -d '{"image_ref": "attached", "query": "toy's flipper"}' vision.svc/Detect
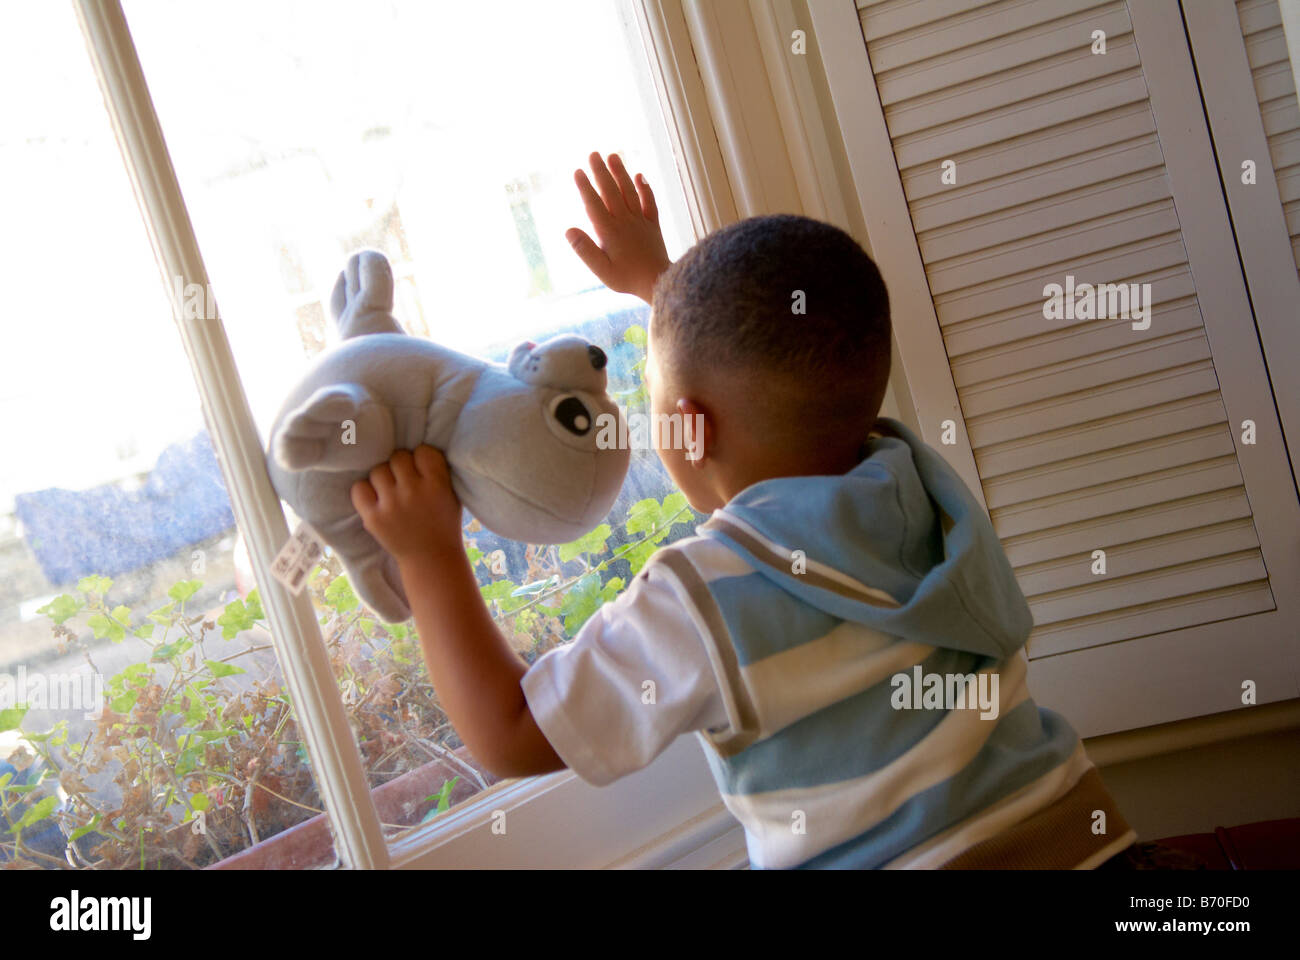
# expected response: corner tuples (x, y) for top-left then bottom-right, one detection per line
(273, 383), (395, 472)
(331, 249), (404, 340)
(345, 551), (411, 624)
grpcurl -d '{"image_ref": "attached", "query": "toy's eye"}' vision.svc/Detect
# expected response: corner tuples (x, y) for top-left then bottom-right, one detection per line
(553, 396), (591, 435)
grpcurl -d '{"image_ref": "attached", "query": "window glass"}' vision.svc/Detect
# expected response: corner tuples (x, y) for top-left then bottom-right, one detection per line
(121, 0), (702, 858)
(0, 2), (335, 869)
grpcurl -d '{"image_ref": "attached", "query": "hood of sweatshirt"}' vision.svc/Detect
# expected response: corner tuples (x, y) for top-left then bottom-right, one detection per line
(697, 417), (1033, 659)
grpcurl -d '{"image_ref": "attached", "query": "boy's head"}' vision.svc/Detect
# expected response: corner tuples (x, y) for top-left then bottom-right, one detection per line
(645, 214), (891, 512)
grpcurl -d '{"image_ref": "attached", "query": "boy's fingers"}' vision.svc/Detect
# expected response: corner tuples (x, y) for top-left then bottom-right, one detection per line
(350, 479), (377, 514)
(566, 228), (615, 284)
(607, 154), (640, 217)
(588, 151), (629, 216)
(573, 169), (612, 232)
(635, 173), (659, 223)
(413, 444), (448, 480)
(368, 462), (395, 495)
(389, 449), (417, 484)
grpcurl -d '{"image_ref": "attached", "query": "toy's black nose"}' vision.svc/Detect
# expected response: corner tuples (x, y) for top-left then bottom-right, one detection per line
(588, 345), (607, 370)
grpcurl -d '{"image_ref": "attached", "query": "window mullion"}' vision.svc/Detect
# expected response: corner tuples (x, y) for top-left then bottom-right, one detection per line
(72, 0), (389, 869)
(631, 0), (740, 235)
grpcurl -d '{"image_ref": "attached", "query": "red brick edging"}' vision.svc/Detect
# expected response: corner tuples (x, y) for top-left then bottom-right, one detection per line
(209, 745), (500, 869)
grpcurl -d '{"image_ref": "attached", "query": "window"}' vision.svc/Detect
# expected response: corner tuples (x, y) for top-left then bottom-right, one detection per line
(2, 0), (709, 869)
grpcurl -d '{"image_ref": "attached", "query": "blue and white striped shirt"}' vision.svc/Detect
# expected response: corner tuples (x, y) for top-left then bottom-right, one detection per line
(523, 418), (1134, 868)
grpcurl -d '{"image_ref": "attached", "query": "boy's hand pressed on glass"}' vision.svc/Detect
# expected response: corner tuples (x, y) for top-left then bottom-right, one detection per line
(351, 447), (565, 780)
(348, 153), (674, 782)
(566, 151), (672, 304)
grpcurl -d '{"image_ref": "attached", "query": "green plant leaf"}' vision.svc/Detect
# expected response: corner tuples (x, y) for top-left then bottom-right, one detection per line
(323, 576), (359, 613)
(624, 324), (647, 347)
(217, 597), (259, 639)
(151, 640), (193, 662)
(0, 706), (28, 732)
(147, 602), (176, 624)
(559, 573), (624, 634)
(204, 660), (246, 679)
(133, 623), (155, 640)
(661, 491), (688, 516)
(624, 498), (661, 537)
(558, 524), (612, 563)
(77, 575), (113, 595)
(624, 538), (661, 576)
(420, 776), (462, 822)
(183, 685), (207, 725)
(175, 747), (201, 778)
(9, 795), (56, 833)
(190, 729), (236, 743)
(36, 594), (82, 625)
(123, 663), (152, 684)
(245, 589), (264, 620)
(87, 613), (125, 644)
(513, 607), (539, 630)
(497, 594), (531, 615)
(25, 721), (67, 746)
(69, 814), (101, 843)
(478, 580), (518, 603)
(168, 580), (203, 603)
(110, 690), (140, 714)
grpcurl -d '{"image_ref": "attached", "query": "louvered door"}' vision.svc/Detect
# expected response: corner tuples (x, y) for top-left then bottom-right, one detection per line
(1230, 0), (1300, 279)
(1183, 0), (1300, 484)
(811, 0), (1300, 737)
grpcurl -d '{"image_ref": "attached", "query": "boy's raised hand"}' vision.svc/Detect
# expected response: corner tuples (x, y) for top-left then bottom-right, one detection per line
(566, 152), (672, 304)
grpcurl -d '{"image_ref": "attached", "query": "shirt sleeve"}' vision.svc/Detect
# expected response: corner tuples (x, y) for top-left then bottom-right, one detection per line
(520, 560), (731, 787)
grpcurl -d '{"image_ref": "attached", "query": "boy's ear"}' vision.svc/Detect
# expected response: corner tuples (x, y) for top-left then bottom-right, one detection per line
(676, 397), (710, 467)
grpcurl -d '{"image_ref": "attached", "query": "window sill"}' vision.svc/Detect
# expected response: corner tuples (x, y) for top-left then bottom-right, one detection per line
(210, 731), (735, 869)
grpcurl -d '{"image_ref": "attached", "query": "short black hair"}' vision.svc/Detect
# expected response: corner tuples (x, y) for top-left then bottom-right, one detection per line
(650, 214), (892, 444)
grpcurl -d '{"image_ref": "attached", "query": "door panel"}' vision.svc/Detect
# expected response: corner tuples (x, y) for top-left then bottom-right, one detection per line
(812, 0), (1300, 735)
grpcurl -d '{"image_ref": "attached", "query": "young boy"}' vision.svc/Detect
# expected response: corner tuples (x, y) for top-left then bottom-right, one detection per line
(350, 152), (1139, 869)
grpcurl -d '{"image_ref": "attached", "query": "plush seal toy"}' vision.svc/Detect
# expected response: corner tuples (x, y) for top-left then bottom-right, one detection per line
(266, 250), (629, 623)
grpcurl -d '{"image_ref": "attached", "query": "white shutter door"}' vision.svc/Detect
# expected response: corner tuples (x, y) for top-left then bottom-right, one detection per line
(812, 0), (1300, 736)
(1182, 0), (1300, 483)
(1236, 0), (1300, 277)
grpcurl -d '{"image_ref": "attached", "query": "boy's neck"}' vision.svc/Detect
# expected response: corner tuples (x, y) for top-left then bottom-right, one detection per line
(713, 438), (868, 505)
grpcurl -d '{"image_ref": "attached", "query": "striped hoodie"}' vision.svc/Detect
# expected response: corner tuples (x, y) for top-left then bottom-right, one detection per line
(647, 417), (1135, 869)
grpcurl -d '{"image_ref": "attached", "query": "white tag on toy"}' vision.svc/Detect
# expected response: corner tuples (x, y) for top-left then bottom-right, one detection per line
(271, 520), (325, 594)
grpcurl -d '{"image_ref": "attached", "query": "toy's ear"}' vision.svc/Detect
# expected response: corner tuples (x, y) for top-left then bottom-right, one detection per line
(509, 334), (609, 392)
(330, 250), (404, 340)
